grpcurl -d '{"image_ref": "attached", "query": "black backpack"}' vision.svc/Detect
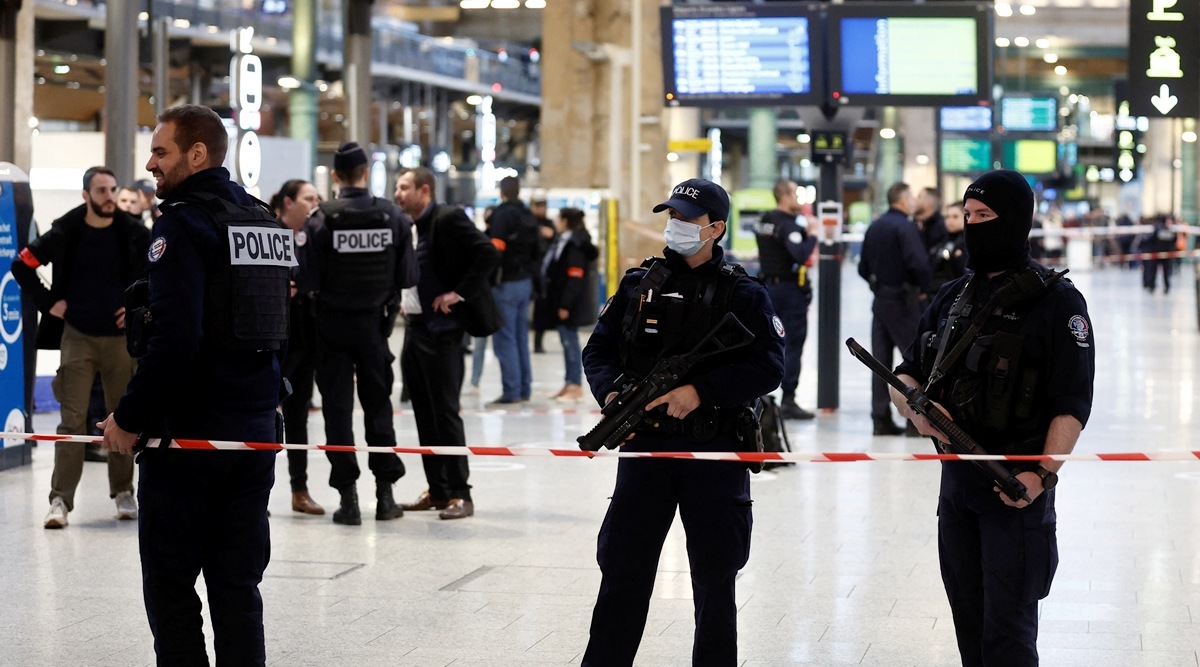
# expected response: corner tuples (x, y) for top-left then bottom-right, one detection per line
(758, 396), (794, 470)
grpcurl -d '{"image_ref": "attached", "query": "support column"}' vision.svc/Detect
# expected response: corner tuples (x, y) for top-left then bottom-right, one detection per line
(0, 1), (18, 162)
(748, 108), (777, 190)
(875, 107), (901, 211)
(1182, 118), (1197, 227)
(291, 0), (319, 174)
(344, 0), (373, 144)
(153, 18), (170, 116)
(105, 0), (139, 184)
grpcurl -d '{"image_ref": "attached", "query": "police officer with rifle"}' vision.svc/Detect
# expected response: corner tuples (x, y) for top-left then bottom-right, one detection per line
(888, 170), (1095, 667)
(579, 178), (784, 666)
(303, 142), (418, 525)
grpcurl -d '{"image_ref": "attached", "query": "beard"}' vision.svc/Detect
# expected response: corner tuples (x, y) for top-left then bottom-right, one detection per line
(155, 161), (192, 198)
(88, 199), (116, 218)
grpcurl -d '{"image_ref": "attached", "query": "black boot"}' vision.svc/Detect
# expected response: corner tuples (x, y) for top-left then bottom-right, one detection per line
(779, 394), (815, 420)
(332, 487), (362, 525)
(872, 417), (904, 436)
(375, 483), (404, 520)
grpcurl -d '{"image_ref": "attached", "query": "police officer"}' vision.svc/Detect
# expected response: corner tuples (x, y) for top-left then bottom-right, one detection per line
(580, 178), (785, 666)
(304, 142), (418, 525)
(754, 179), (818, 420)
(892, 170), (1095, 667)
(858, 182), (932, 435)
(101, 104), (292, 665)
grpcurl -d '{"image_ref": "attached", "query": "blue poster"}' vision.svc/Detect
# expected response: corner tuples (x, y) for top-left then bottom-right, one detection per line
(0, 163), (29, 448)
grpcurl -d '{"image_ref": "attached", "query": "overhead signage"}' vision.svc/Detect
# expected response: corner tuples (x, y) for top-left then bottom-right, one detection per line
(1128, 0), (1199, 117)
(811, 131), (848, 163)
(1114, 81), (1147, 183)
(668, 138), (714, 153)
(230, 28), (263, 189)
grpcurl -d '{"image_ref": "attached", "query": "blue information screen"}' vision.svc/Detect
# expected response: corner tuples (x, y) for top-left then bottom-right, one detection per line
(940, 106), (993, 132)
(667, 14), (812, 102)
(0, 170), (26, 444)
(840, 17), (979, 95)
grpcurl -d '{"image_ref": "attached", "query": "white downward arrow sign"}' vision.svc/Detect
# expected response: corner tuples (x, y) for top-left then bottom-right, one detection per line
(1152, 84), (1178, 115)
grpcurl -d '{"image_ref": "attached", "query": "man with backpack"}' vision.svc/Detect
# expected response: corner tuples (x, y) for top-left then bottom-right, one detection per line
(485, 176), (542, 405)
(303, 141), (418, 525)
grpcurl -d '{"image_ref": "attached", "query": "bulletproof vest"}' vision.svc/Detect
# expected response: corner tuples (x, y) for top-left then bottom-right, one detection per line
(920, 266), (1062, 451)
(178, 192), (294, 352)
(619, 258), (744, 376)
(753, 210), (798, 278)
(317, 197), (398, 311)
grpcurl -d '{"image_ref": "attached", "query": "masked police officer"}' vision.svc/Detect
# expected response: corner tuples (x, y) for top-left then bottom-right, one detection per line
(304, 142), (418, 525)
(754, 179), (819, 420)
(101, 104), (292, 665)
(892, 170), (1095, 667)
(580, 178), (785, 666)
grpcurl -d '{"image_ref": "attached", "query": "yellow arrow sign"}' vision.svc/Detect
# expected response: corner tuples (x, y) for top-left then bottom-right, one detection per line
(668, 138), (714, 152)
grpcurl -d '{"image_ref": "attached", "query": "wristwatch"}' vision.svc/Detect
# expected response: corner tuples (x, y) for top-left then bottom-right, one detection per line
(1034, 466), (1058, 490)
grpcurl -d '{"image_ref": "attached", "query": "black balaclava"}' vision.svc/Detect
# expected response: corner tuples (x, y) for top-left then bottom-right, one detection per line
(961, 169), (1034, 273)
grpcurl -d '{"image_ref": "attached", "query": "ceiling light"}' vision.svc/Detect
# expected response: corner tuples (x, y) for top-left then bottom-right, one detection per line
(796, 133), (811, 144)
(1035, 38), (1050, 49)
(1183, 131), (1197, 143)
(1043, 53), (1059, 63)
(666, 152), (679, 163)
(1014, 36), (1030, 48)
(172, 18), (190, 29)
(996, 37), (1011, 48)
(1019, 4), (1036, 15)
(137, 12), (148, 21)
(1054, 65), (1067, 75)
(879, 128), (896, 140)
(915, 154), (930, 165)
(53, 65), (70, 74)
(490, 0), (520, 7)
(995, 2), (1013, 17)
(466, 94), (483, 105)
(277, 76), (301, 89)
(525, 0), (546, 7)
(460, 0), (489, 8)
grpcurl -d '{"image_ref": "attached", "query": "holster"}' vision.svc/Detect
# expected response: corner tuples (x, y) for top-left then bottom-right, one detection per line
(124, 279), (153, 358)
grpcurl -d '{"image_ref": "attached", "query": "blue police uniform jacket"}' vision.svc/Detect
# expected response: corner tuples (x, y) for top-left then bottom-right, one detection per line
(858, 207), (932, 294)
(582, 245), (786, 452)
(114, 167), (285, 440)
(896, 260), (1095, 490)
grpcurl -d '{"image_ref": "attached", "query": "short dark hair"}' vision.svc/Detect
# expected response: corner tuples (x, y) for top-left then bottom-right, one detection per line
(334, 163), (368, 186)
(83, 166), (115, 192)
(922, 187), (942, 206)
(886, 182), (911, 207)
(157, 105), (229, 167)
(270, 179), (311, 215)
(772, 180), (796, 204)
(499, 176), (520, 201)
(399, 166), (436, 193)
(559, 207), (586, 232)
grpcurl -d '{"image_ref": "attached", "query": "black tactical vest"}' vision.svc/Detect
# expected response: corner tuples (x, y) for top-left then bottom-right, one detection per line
(754, 210), (799, 279)
(316, 197), (398, 312)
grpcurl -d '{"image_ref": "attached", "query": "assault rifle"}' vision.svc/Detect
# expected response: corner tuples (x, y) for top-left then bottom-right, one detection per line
(578, 312), (755, 452)
(845, 338), (1031, 504)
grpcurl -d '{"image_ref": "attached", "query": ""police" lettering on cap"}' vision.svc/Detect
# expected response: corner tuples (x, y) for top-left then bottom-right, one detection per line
(227, 227), (298, 267)
(333, 229), (394, 253)
(673, 185), (701, 199)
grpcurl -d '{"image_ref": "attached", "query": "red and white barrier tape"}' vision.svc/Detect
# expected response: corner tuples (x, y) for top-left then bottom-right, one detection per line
(7, 432), (1200, 463)
(1093, 248), (1200, 263)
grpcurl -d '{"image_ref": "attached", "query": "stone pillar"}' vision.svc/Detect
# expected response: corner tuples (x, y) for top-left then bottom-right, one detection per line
(1182, 118), (1197, 227)
(291, 0), (319, 173)
(344, 0), (373, 145)
(747, 108), (777, 190)
(875, 107), (901, 212)
(105, 0), (139, 184)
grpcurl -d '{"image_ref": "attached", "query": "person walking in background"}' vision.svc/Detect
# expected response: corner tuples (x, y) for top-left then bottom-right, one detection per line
(1142, 213), (1176, 293)
(753, 179), (819, 420)
(485, 176), (540, 405)
(537, 207), (598, 401)
(530, 197), (555, 354)
(858, 182), (931, 436)
(270, 179), (325, 516)
(13, 166), (150, 528)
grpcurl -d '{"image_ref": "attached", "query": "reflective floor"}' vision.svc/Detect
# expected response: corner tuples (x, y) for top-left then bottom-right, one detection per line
(2, 263), (1199, 666)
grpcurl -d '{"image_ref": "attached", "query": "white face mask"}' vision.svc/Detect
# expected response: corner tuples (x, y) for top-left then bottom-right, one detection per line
(663, 219), (716, 256)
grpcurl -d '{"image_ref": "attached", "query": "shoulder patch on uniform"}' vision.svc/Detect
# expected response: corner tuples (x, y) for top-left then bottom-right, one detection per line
(787, 231), (804, 245)
(771, 315), (786, 338)
(148, 237), (167, 262)
(295, 230), (307, 247)
(1067, 314), (1090, 346)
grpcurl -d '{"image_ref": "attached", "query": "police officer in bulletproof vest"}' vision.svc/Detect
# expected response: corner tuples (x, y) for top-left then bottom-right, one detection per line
(303, 141), (418, 525)
(100, 104), (293, 665)
(580, 178), (785, 666)
(754, 179), (819, 420)
(892, 170), (1095, 667)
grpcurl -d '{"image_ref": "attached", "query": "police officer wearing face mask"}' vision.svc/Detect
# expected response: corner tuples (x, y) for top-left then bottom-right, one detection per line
(580, 178), (785, 666)
(891, 170), (1095, 667)
(304, 141), (418, 525)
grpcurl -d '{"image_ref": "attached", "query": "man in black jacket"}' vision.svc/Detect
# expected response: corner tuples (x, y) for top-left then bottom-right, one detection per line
(485, 176), (541, 404)
(394, 167), (500, 519)
(13, 166), (150, 528)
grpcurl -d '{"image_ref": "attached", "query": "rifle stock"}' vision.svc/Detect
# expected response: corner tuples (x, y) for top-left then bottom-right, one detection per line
(845, 338), (1031, 504)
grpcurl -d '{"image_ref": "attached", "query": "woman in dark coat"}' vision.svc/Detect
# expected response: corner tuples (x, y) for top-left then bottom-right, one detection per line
(536, 207), (599, 401)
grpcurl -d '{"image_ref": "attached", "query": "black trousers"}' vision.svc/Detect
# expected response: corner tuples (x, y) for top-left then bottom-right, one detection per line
(400, 321), (471, 502)
(766, 282), (810, 397)
(315, 312), (404, 491)
(938, 467), (1058, 667)
(139, 444), (276, 666)
(282, 303), (316, 492)
(870, 292), (922, 419)
(582, 455), (752, 667)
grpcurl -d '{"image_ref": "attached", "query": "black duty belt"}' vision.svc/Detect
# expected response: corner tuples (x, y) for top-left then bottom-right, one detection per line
(637, 405), (745, 442)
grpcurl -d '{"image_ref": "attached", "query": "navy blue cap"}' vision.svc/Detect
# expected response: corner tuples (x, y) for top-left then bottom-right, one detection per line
(652, 178), (731, 222)
(333, 141), (368, 173)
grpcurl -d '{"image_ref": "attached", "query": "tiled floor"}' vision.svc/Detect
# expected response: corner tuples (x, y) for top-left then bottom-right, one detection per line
(2, 263), (1199, 666)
